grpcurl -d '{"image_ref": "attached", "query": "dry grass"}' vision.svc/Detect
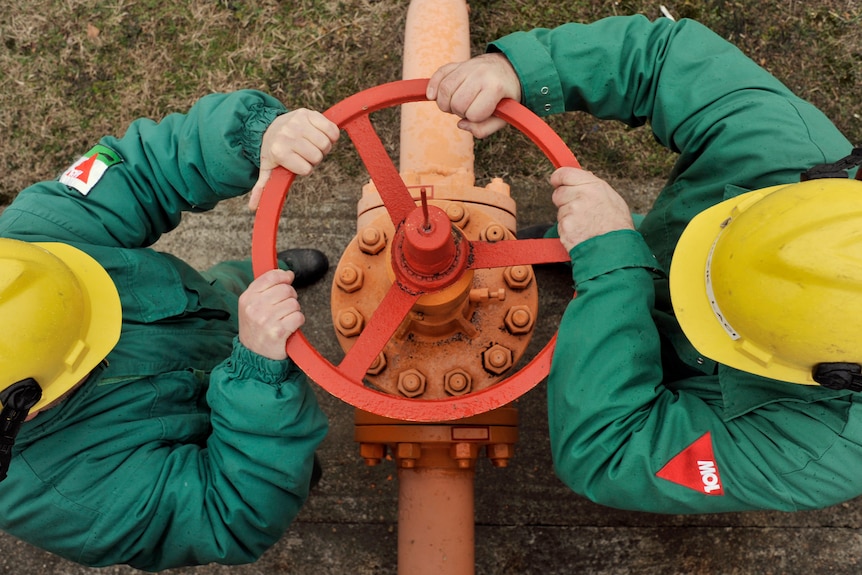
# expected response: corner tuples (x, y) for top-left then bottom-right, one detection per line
(1, 0), (860, 204)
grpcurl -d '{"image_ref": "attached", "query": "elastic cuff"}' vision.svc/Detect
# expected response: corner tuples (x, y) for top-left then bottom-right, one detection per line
(228, 337), (296, 385)
(241, 104), (288, 168)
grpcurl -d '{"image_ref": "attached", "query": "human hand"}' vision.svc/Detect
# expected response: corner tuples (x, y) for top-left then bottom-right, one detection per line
(426, 53), (522, 139)
(248, 108), (340, 210)
(550, 167), (635, 252)
(238, 269), (305, 361)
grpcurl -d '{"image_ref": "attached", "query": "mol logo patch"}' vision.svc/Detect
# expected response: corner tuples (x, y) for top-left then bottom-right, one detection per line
(59, 144), (123, 195)
(656, 431), (724, 496)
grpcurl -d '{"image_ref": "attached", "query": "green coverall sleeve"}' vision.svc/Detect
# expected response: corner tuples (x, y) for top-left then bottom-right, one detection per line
(105, 340), (328, 570)
(0, 90), (285, 248)
(5, 339), (328, 571)
(552, 232), (860, 513)
(491, 15), (852, 264)
(0, 90), (332, 569)
(491, 16), (861, 513)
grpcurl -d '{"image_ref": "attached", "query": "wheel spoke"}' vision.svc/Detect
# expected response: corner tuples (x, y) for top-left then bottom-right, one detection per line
(343, 114), (416, 226)
(468, 238), (570, 269)
(337, 283), (421, 381)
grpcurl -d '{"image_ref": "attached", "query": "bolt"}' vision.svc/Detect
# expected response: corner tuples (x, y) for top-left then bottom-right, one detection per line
(358, 226), (386, 255)
(335, 263), (364, 293)
(360, 443), (385, 466)
(335, 307), (365, 337)
(503, 265), (534, 290)
(443, 369), (472, 396)
(469, 288), (506, 303)
(397, 369), (426, 398)
(445, 202), (469, 228)
(481, 223), (507, 242)
(396, 442), (422, 468)
(450, 442), (479, 469)
(487, 443), (514, 468)
(366, 352), (387, 375)
(483, 344), (514, 375)
(504, 305), (534, 335)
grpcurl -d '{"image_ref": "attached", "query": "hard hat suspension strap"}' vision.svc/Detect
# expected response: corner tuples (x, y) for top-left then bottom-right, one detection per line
(801, 147), (862, 181)
(812, 363), (862, 392)
(0, 378), (43, 482)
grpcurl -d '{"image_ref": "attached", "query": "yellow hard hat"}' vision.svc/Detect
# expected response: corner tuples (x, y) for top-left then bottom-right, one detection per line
(670, 178), (862, 387)
(0, 239), (122, 412)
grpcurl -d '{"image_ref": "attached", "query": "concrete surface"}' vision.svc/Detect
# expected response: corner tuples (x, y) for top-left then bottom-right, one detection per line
(3, 169), (862, 575)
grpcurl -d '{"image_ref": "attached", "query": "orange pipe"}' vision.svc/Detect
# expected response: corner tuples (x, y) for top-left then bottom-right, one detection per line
(395, 2), (478, 574)
(400, 0), (473, 178)
(398, 460), (475, 575)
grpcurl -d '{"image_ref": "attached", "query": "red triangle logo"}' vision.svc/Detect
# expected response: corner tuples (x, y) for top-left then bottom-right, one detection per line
(73, 153), (99, 184)
(656, 432), (724, 496)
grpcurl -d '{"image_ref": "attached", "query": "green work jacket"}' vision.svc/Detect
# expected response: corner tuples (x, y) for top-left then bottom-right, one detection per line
(0, 91), (328, 570)
(492, 15), (862, 513)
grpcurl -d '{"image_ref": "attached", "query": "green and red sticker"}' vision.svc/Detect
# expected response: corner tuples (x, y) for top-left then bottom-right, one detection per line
(59, 144), (123, 195)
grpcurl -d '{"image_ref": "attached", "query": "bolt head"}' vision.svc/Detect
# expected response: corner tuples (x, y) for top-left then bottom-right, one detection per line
(483, 344), (514, 375)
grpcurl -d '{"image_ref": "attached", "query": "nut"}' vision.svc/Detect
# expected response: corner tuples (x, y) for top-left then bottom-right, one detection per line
(504, 305), (534, 335)
(480, 223), (507, 242)
(487, 443), (514, 468)
(503, 265), (533, 290)
(335, 263), (364, 293)
(366, 352), (387, 375)
(445, 202), (470, 228)
(335, 307), (365, 337)
(397, 369), (427, 398)
(483, 344), (513, 375)
(443, 369), (472, 396)
(358, 226), (386, 255)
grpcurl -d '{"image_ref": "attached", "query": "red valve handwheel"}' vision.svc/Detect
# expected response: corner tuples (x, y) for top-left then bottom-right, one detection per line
(252, 78), (579, 422)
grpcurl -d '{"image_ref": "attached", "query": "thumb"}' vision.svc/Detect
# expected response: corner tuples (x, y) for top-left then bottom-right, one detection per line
(457, 117), (508, 139)
(248, 167), (273, 211)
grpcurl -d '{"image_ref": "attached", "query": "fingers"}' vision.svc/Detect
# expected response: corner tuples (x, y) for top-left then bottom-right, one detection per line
(238, 269), (306, 360)
(549, 167), (635, 251)
(247, 168), (271, 211)
(264, 108), (340, 175)
(251, 108), (340, 211)
(549, 166), (608, 193)
(427, 62), (463, 111)
(427, 53), (522, 137)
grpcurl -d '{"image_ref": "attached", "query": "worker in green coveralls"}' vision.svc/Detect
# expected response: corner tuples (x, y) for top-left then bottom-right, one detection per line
(428, 14), (862, 513)
(0, 91), (339, 570)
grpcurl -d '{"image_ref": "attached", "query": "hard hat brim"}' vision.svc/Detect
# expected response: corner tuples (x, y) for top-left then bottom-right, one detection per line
(32, 243), (122, 410)
(669, 185), (817, 385)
